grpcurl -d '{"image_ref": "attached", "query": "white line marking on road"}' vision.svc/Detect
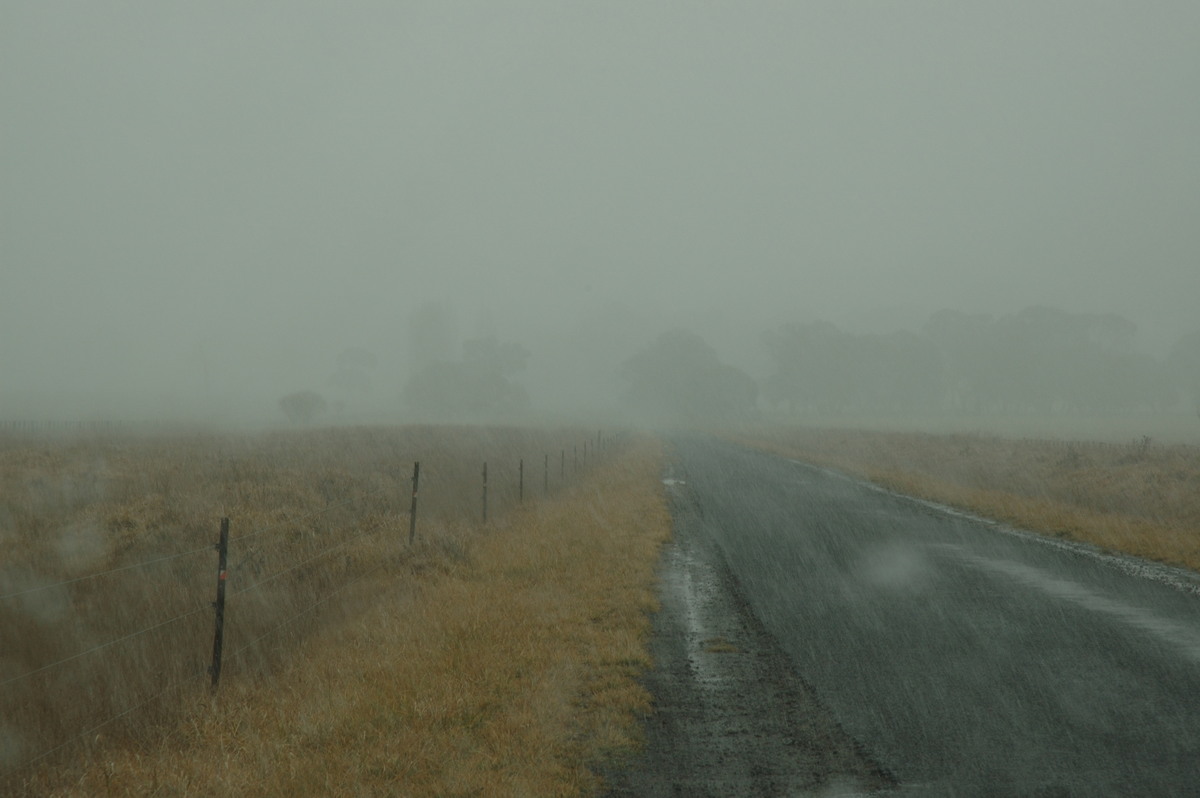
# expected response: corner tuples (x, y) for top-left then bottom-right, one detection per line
(787, 459), (1200, 598)
(949, 550), (1200, 663)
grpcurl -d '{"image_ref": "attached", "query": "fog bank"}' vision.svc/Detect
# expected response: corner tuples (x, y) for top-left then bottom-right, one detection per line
(3, 3), (1198, 434)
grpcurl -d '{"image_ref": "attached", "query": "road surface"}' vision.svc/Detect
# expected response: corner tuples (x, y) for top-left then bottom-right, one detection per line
(613, 436), (1200, 796)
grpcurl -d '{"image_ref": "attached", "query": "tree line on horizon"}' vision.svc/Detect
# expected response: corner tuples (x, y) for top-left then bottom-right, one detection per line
(761, 306), (1197, 420)
(281, 305), (1200, 426)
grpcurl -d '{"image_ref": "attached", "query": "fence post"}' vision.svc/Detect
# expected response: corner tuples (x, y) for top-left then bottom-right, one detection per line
(544, 453), (549, 495)
(409, 462), (420, 545)
(209, 517), (230, 688)
(482, 462), (488, 524)
(519, 458), (524, 504)
(561, 449), (565, 479)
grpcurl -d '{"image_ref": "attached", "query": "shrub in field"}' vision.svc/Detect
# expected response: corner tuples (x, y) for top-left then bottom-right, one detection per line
(278, 390), (328, 423)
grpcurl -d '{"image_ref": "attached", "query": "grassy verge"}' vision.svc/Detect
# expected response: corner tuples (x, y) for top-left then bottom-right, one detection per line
(3, 425), (585, 785)
(734, 428), (1200, 572)
(10, 433), (670, 796)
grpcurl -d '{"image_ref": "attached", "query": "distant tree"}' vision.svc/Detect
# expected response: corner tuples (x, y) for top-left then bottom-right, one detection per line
(988, 307), (1174, 414)
(871, 330), (944, 413)
(1167, 330), (1200, 415)
(329, 347), (378, 394)
(408, 301), (458, 370)
(762, 322), (942, 417)
(278, 391), (328, 424)
(762, 322), (852, 415)
(915, 305), (1178, 416)
(621, 329), (757, 424)
(402, 336), (531, 421)
(462, 336), (529, 377)
(921, 310), (998, 414)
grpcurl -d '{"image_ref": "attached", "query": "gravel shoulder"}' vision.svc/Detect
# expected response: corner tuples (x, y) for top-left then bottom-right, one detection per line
(600, 468), (896, 797)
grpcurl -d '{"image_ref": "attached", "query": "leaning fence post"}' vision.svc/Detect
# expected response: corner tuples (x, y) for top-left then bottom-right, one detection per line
(409, 462), (420, 545)
(482, 461), (488, 524)
(209, 517), (230, 688)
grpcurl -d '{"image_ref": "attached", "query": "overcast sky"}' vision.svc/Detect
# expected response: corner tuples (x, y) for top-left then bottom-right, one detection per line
(3, 2), (1198, 419)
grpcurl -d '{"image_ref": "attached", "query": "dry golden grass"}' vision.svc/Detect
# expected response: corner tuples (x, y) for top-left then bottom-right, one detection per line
(735, 428), (1200, 572)
(3, 425), (665, 795)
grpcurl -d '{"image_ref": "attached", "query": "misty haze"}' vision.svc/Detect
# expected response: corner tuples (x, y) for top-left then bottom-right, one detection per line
(4, 3), (1200, 795)
(2, 2), (1198, 435)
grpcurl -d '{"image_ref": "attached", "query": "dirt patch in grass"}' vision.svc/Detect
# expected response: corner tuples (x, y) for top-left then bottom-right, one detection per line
(734, 427), (1200, 573)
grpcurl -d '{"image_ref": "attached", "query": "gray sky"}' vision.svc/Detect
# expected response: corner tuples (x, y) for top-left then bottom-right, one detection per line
(3, 1), (1198, 420)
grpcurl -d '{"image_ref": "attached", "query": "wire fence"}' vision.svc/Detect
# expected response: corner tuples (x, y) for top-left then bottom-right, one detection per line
(0, 420), (203, 439)
(0, 425), (621, 784)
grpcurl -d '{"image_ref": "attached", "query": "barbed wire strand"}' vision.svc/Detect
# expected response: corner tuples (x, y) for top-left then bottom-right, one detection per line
(228, 517), (390, 599)
(2, 439), (601, 785)
(0, 479), (403, 603)
(0, 604), (210, 690)
(8, 667), (199, 779)
(3, 517), (392, 690)
(222, 471), (409, 546)
(0, 544), (214, 602)
(228, 494), (368, 545)
(226, 551), (392, 666)
(5, 516), (395, 780)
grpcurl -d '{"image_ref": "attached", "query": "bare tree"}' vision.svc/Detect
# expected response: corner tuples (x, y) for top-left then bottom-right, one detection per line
(278, 391), (328, 424)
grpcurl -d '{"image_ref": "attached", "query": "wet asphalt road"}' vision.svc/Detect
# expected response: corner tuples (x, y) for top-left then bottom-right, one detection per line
(670, 436), (1200, 796)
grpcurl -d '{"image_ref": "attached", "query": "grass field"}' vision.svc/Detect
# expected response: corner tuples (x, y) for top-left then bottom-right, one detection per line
(735, 427), (1200, 573)
(2, 426), (670, 796)
(20, 421), (1189, 794)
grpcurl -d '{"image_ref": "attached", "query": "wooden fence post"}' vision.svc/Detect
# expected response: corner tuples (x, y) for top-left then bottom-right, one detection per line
(544, 453), (549, 496)
(209, 517), (230, 688)
(409, 462), (420, 545)
(519, 458), (524, 504)
(482, 462), (488, 524)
